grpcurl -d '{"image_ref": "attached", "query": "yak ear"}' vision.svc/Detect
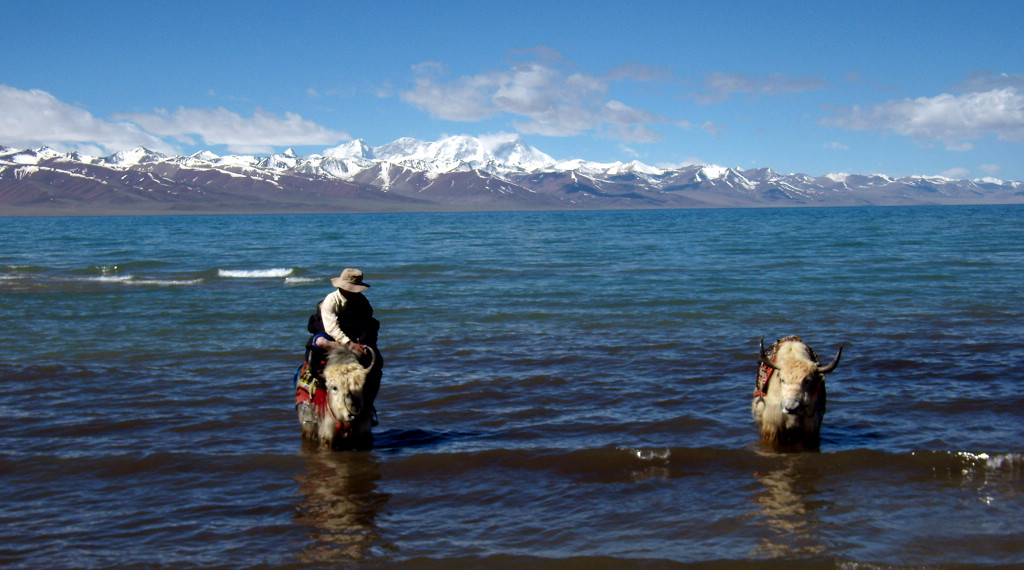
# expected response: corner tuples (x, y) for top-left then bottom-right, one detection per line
(818, 344), (843, 374)
(759, 336), (781, 370)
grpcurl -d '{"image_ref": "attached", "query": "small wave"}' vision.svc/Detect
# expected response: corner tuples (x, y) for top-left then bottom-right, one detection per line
(629, 447), (671, 461)
(127, 278), (204, 287)
(284, 276), (320, 285)
(0, 268), (48, 287)
(218, 268), (294, 279)
(955, 451), (1023, 474)
(86, 275), (134, 283)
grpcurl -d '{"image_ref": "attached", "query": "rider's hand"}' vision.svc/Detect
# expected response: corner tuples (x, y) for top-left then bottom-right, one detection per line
(348, 341), (367, 357)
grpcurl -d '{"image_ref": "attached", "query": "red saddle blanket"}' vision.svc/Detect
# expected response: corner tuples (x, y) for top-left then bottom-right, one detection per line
(294, 361), (328, 412)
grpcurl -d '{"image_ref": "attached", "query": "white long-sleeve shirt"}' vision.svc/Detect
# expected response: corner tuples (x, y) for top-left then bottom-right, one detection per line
(319, 289), (373, 345)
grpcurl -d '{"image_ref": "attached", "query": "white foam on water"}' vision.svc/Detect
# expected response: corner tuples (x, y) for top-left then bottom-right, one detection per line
(127, 278), (205, 286)
(958, 451), (1023, 472)
(218, 268), (294, 279)
(88, 275), (134, 283)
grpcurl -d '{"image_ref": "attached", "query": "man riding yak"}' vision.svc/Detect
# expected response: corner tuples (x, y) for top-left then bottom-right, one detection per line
(295, 268), (383, 436)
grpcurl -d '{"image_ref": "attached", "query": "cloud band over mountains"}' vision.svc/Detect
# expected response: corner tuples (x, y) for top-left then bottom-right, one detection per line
(399, 56), (667, 143)
(824, 86), (1024, 151)
(2, 60), (1023, 169)
(0, 86), (350, 156)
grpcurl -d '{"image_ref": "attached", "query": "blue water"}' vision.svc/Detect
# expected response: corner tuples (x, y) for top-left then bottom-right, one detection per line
(1, 205), (1022, 567)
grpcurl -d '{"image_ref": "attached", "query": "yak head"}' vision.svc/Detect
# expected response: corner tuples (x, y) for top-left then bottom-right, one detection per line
(759, 337), (842, 418)
(323, 346), (376, 429)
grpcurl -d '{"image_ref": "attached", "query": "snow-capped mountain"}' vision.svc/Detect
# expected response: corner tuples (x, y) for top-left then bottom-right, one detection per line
(102, 147), (167, 167)
(346, 133), (557, 176)
(1, 137), (1021, 215)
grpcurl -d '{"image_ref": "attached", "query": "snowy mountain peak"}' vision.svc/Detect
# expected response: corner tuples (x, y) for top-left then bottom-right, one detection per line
(34, 147), (64, 161)
(175, 150), (220, 167)
(375, 137), (429, 160)
(258, 148), (305, 170)
(698, 165), (731, 180)
(371, 134), (555, 175)
(323, 139), (376, 160)
(1, 147), (66, 164)
(479, 133), (556, 171)
(103, 147), (166, 167)
(604, 160), (665, 176)
(190, 150), (220, 162)
(977, 176), (1005, 185)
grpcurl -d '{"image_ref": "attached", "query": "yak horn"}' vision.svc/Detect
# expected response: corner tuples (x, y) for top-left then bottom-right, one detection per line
(362, 346), (376, 371)
(817, 344), (844, 373)
(759, 336), (781, 370)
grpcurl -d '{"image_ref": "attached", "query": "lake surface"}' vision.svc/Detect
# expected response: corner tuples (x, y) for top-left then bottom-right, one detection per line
(1, 205), (1022, 568)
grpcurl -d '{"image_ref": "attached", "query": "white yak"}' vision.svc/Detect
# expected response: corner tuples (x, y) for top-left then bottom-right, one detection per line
(296, 345), (379, 450)
(752, 336), (843, 448)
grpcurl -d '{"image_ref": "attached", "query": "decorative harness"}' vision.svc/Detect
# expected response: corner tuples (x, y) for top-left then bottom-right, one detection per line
(295, 360), (351, 435)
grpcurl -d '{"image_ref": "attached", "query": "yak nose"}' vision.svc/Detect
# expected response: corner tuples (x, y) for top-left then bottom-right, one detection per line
(782, 397), (805, 414)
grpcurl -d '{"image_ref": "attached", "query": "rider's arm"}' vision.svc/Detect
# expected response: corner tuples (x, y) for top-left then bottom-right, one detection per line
(320, 291), (353, 345)
(320, 292), (366, 355)
(313, 334), (344, 352)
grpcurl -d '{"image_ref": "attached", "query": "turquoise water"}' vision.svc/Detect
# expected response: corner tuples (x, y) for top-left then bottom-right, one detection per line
(1, 205), (1022, 567)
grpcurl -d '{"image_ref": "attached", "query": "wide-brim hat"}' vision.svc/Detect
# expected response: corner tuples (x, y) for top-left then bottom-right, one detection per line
(331, 268), (370, 292)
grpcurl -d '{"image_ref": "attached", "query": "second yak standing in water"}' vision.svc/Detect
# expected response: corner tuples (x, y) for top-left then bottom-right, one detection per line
(752, 335), (843, 448)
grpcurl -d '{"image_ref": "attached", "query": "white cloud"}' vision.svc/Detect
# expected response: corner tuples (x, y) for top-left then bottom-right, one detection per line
(700, 121), (723, 137)
(401, 64), (501, 122)
(602, 100), (658, 125)
(115, 107), (350, 154)
(941, 167), (970, 179)
(0, 85), (175, 154)
(604, 122), (663, 144)
(824, 141), (850, 150)
(979, 163), (1002, 175)
(0, 85), (350, 156)
(656, 156), (704, 170)
(399, 54), (667, 142)
(692, 72), (827, 104)
(823, 87), (1024, 149)
(955, 72), (1024, 93)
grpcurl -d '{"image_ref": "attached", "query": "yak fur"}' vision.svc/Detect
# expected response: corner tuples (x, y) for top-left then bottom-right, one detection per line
(752, 336), (842, 449)
(300, 345), (378, 450)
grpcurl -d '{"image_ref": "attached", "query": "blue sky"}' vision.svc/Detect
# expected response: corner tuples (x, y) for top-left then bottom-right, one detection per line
(4, 1), (1023, 180)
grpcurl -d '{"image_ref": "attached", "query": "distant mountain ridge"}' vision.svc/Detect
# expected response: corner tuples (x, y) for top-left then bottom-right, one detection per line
(2, 135), (1021, 215)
